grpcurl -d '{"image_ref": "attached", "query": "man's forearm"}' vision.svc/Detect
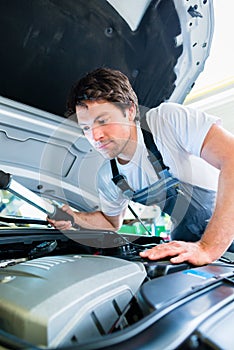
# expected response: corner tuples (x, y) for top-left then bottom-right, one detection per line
(198, 124), (234, 261)
(199, 168), (234, 261)
(199, 218), (233, 262)
(73, 210), (119, 231)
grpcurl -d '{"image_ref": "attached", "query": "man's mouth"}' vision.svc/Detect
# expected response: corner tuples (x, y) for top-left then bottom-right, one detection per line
(95, 140), (112, 151)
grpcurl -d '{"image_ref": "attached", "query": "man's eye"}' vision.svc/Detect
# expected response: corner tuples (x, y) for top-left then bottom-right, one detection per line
(82, 126), (90, 132)
(98, 118), (108, 125)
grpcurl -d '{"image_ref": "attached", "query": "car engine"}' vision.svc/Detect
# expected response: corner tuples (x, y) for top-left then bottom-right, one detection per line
(0, 254), (146, 348)
(1, 231), (234, 350)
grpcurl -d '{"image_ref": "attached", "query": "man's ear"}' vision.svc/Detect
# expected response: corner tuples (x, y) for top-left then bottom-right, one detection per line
(128, 103), (137, 121)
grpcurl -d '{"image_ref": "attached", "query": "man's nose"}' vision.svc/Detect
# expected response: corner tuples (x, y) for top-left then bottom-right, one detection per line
(92, 125), (104, 141)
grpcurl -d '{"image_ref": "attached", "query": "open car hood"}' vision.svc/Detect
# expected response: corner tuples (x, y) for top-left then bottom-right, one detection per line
(0, 0), (214, 211)
(2, 5), (234, 350)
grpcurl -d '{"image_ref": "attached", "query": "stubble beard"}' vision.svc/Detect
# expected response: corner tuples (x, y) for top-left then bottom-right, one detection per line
(103, 135), (134, 161)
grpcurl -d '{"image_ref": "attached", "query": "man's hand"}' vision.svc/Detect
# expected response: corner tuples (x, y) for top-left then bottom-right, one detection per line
(139, 240), (214, 266)
(47, 205), (74, 230)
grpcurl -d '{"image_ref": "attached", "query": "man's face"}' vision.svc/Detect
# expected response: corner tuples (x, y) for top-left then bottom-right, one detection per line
(76, 100), (137, 160)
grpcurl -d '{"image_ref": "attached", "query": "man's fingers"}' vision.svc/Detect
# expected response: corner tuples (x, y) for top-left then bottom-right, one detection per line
(170, 253), (190, 264)
(140, 247), (177, 260)
(139, 240), (213, 266)
(139, 240), (196, 264)
(47, 217), (72, 230)
(140, 241), (184, 259)
(57, 220), (72, 229)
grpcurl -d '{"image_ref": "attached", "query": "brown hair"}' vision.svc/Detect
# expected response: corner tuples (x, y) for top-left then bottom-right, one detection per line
(66, 67), (139, 119)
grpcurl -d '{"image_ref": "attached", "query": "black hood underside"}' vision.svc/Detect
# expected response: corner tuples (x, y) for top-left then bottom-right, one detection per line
(0, 0), (182, 116)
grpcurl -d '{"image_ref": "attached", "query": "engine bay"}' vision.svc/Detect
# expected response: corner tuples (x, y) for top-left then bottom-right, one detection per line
(0, 254), (147, 347)
(0, 229), (234, 350)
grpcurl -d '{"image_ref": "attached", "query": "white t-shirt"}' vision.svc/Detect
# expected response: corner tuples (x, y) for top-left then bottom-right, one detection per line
(97, 102), (221, 216)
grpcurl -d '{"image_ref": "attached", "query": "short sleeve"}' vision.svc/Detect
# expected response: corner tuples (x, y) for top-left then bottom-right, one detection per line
(147, 102), (221, 157)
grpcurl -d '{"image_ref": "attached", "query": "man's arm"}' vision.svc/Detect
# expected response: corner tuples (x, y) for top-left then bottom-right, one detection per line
(140, 123), (234, 265)
(47, 204), (125, 232)
(196, 123), (234, 258)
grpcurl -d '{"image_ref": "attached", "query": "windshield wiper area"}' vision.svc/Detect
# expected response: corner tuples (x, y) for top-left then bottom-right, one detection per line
(0, 215), (49, 227)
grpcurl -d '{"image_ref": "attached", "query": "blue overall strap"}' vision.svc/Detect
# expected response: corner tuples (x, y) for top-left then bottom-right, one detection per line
(110, 158), (135, 199)
(140, 116), (169, 178)
(111, 116), (169, 197)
